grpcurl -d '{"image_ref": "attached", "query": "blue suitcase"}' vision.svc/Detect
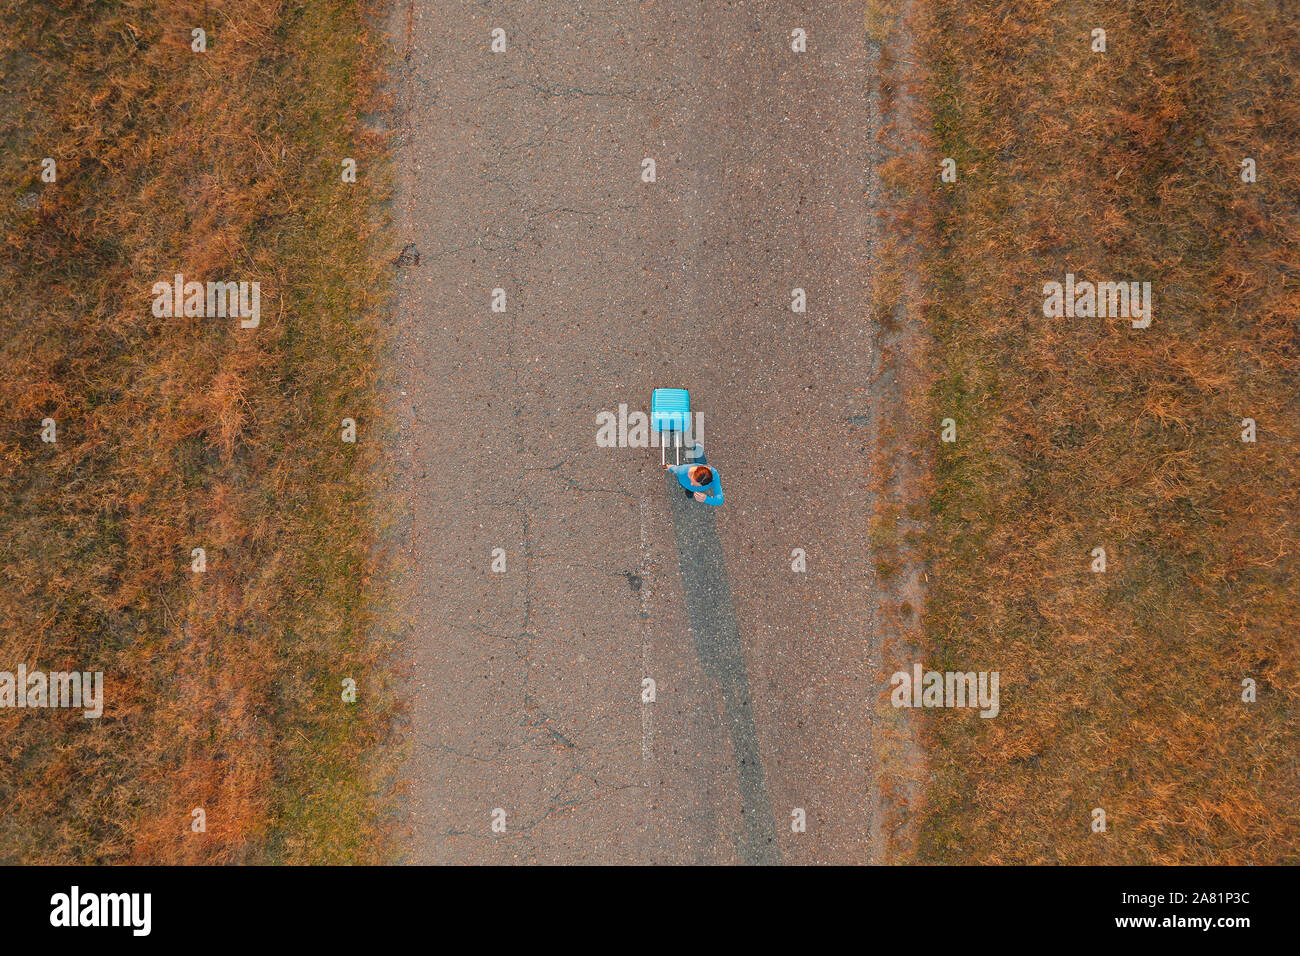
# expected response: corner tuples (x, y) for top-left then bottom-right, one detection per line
(650, 387), (691, 465)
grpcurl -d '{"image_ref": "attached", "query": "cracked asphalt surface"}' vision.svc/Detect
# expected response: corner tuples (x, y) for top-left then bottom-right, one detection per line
(390, 0), (884, 864)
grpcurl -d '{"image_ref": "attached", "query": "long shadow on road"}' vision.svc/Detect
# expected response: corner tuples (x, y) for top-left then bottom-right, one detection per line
(666, 474), (781, 865)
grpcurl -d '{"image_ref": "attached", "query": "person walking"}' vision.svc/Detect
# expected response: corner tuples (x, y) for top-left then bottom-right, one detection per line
(665, 443), (723, 505)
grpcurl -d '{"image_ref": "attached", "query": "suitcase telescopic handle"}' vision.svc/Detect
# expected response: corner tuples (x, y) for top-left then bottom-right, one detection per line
(658, 428), (682, 467)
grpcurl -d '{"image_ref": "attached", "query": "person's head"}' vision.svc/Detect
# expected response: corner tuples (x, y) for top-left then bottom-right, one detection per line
(689, 465), (713, 486)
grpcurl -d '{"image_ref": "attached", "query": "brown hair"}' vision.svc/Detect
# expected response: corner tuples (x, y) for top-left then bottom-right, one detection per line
(690, 466), (712, 485)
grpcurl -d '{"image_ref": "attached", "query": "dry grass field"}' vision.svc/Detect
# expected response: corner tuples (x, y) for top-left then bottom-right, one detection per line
(0, 0), (395, 862)
(911, 0), (1299, 862)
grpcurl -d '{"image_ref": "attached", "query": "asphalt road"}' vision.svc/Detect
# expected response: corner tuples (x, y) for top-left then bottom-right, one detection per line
(390, 0), (885, 864)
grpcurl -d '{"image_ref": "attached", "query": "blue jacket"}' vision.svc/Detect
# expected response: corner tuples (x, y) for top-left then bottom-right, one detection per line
(669, 463), (723, 506)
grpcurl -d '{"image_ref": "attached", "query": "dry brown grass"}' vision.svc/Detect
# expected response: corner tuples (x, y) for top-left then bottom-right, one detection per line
(0, 0), (396, 862)
(909, 0), (1300, 862)
(860, 0), (941, 861)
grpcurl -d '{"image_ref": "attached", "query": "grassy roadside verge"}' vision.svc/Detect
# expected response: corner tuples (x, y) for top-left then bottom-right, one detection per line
(916, 1), (1299, 862)
(0, 0), (396, 862)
